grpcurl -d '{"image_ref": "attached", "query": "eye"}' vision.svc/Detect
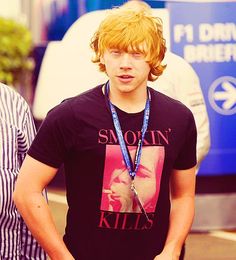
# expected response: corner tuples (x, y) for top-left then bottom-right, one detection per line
(132, 52), (141, 56)
(110, 49), (121, 55)
(130, 52), (144, 58)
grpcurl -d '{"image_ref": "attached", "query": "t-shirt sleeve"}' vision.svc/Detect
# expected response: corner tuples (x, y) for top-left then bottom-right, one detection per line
(174, 110), (197, 170)
(28, 101), (75, 168)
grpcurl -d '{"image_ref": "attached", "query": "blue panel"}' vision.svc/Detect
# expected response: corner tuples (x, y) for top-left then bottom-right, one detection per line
(85, 0), (165, 11)
(167, 2), (236, 176)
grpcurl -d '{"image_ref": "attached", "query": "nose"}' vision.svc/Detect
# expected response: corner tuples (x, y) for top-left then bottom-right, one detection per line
(113, 168), (130, 185)
(119, 53), (132, 70)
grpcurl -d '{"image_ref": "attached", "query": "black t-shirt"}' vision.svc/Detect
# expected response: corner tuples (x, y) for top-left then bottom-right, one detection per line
(28, 85), (197, 260)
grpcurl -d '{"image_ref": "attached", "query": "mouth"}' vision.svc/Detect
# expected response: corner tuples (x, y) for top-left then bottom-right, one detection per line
(118, 75), (134, 79)
(117, 75), (134, 83)
(109, 194), (121, 201)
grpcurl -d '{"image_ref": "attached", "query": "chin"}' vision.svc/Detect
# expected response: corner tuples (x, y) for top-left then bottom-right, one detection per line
(118, 85), (136, 93)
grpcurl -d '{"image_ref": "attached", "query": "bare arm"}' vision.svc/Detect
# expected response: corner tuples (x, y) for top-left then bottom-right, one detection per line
(154, 166), (196, 260)
(13, 155), (74, 260)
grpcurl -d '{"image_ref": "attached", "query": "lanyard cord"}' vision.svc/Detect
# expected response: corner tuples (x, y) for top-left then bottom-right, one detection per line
(105, 81), (150, 180)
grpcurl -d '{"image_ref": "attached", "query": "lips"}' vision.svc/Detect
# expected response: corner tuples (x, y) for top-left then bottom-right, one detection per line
(117, 75), (134, 83)
(118, 75), (133, 79)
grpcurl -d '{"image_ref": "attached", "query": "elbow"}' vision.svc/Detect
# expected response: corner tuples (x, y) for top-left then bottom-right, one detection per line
(13, 184), (26, 211)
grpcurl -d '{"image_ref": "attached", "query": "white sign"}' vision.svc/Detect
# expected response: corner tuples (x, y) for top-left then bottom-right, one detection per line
(208, 76), (236, 115)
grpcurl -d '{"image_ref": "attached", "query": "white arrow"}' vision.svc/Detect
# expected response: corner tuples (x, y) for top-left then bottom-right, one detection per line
(213, 81), (236, 110)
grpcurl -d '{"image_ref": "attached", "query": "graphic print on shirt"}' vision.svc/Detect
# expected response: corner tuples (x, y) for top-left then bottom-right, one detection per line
(99, 145), (164, 230)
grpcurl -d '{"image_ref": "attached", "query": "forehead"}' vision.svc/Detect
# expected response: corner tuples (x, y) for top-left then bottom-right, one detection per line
(107, 41), (149, 53)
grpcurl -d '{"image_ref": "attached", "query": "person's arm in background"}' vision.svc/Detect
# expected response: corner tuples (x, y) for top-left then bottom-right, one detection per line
(174, 58), (210, 166)
(156, 51), (210, 168)
(154, 166), (196, 260)
(13, 155), (74, 260)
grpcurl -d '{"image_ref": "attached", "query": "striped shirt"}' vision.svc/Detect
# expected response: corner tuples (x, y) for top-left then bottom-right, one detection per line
(0, 83), (46, 259)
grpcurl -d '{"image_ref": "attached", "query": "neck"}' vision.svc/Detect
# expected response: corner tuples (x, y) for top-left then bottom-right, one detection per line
(106, 83), (148, 113)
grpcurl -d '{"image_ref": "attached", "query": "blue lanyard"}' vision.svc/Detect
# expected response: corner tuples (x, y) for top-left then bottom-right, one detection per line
(105, 82), (150, 180)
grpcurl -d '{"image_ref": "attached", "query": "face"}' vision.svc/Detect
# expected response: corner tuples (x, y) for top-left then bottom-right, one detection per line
(100, 48), (151, 95)
(108, 147), (158, 213)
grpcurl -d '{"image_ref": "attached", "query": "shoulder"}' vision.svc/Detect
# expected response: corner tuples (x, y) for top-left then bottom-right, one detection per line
(0, 83), (31, 114)
(0, 83), (25, 102)
(0, 82), (14, 95)
(45, 84), (103, 122)
(150, 87), (194, 120)
(67, 84), (103, 107)
(150, 87), (187, 109)
(150, 88), (197, 148)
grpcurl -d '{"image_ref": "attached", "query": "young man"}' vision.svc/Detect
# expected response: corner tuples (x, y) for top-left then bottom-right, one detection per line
(0, 83), (46, 259)
(14, 6), (196, 260)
